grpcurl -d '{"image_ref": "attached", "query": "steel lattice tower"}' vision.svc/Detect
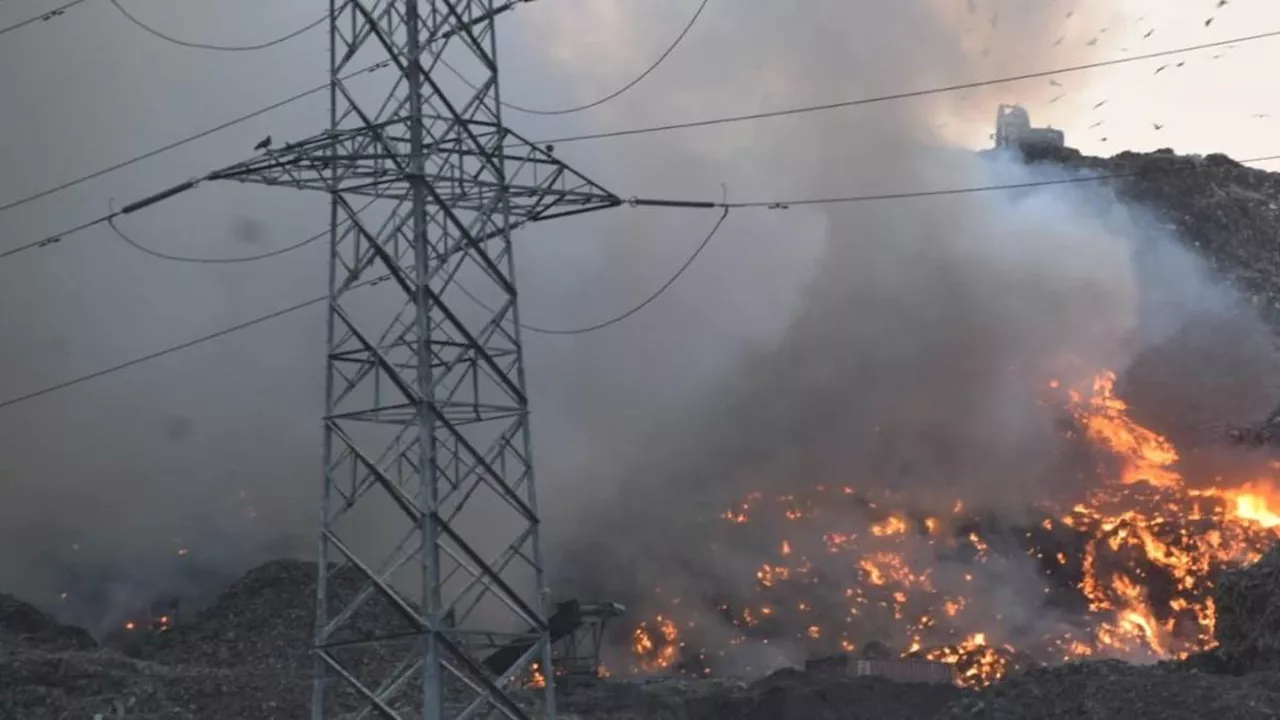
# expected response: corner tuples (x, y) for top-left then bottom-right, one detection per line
(213, 2), (621, 717)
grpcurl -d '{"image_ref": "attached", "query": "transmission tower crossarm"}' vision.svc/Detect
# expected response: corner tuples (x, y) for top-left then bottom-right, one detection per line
(210, 124), (621, 221)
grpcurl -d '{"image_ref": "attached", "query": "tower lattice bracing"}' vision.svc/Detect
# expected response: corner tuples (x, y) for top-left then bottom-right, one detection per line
(212, 2), (620, 717)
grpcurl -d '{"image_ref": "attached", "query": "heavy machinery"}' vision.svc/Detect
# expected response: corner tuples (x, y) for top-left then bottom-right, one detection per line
(993, 104), (1065, 151)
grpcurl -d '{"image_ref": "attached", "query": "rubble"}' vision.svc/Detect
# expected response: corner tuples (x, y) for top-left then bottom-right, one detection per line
(11, 147), (1280, 717)
(1025, 147), (1280, 314)
(941, 661), (1280, 720)
(0, 592), (95, 651)
(558, 671), (962, 720)
(1213, 542), (1280, 672)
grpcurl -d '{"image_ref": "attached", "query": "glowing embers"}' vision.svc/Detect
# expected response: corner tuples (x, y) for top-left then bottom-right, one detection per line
(633, 616), (681, 672)
(625, 370), (1280, 687)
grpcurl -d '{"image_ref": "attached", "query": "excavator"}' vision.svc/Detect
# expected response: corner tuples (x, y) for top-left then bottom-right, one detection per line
(992, 104), (1065, 151)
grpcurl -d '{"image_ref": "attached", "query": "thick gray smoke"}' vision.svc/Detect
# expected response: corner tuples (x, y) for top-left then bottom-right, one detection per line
(1, 0), (1277, 650)
(536, 0), (1280, 670)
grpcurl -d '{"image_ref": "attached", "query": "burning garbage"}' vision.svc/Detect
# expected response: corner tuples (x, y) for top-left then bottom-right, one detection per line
(625, 370), (1280, 687)
(1212, 543), (1280, 672)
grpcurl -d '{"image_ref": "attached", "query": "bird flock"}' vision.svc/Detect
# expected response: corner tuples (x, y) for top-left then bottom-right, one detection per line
(961, 0), (1263, 148)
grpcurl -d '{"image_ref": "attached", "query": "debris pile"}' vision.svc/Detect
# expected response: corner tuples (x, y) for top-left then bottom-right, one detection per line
(0, 592), (95, 651)
(1027, 148), (1280, 313)
(558, 671), (963, 720)
(10, 145), (1280, 718)
(1213, 543), (1280, 671)
(145, 559), (385, 668)
(941, 661), (1280, 720)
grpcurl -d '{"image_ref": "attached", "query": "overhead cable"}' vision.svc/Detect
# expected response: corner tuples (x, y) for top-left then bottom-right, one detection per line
(104, 197), (378, 264)
(11, 152), (1280, 263)
(534, 28), (1280, 145)
(108, 0), (327, 51)
(0, 59), (387, 219)
(1, 177), (207, 260)
(4, 27), (1276, 221)
(0, 209), (732, 409)
(3, 143), (1279, 407)
(459, 206), (730, 335)
(0, 294), (328, 412)
(444, 0), (710, 116)
(0, 0), (88, 38)
(711, 153), (1280, 208)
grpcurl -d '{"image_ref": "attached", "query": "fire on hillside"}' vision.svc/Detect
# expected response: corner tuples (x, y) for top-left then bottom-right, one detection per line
(625, 371), (1280, 687)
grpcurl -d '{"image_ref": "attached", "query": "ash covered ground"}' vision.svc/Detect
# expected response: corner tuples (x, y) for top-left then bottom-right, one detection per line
(6, 147), (1280, 718)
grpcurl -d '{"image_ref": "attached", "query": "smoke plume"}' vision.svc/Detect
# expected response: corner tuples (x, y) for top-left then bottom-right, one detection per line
(536, 0), (1280, 669)
(1, 0), (1278, 652)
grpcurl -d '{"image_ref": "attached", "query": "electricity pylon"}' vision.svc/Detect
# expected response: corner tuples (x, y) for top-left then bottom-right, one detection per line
(213, 2), (621, 717)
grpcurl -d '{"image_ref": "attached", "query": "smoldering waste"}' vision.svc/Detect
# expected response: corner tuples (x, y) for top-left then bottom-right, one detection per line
(9, 147), (1280, 718)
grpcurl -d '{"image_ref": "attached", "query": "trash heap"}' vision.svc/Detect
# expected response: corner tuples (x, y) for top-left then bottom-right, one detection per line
(940, 660), (1280, 720)
(10, 146), (1280, 718)
(0, 593), (96, 652)
(1025, 148), (1280, 314)
(1213, 543), (1280, 672)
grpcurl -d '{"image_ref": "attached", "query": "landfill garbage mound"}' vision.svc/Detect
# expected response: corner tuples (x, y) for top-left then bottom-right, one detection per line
(1212, 543), (1280, 672)
(144, 559), (410, 669)
(1022, 147), (1280, 312)
(11, 147), (1280, 718)
(0, 592), (96, 652)
(0, 647), (303, 720)
(549, 672), (964, 720)
(940, 660), (1280, 720)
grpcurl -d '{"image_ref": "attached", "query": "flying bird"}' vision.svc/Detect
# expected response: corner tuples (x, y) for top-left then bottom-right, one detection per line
(1092, 100), (1108, 110)
(1049, 78), (1063, 87)
(1050, 94), (1066, 104)
(1253, 113), (1271, 119)
(1143, 29), (1154, 39)
(1217, 0), (1228, 7)
(1153, 123), (1164, 130)
(1176, 60), (1185, 67)
(254, 136), (272, 152)
(1205, 17), (1214, 27)
(1054, 36), (1065, 46)
(1155, 64), (1168, 74)
(1087, 37), (1098, 46)
(1089, 120), (1104, 129)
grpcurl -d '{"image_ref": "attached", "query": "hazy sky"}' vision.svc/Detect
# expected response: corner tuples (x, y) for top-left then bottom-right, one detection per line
(0, 0), (1278, 607)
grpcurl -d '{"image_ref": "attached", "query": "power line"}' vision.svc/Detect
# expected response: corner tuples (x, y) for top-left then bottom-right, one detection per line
(0, 294), (326, 412)
(13, 152), (1280, 264)
(4, 27), (1275, 224)
(0, 0), (88, 38)
(0, 211), (113, 260)
(108, 0), (327, 51)
(103, 197), (378, 264)
(107, 215), (327, 264)
(444, 0), (710, 116)
(715, 153), (1280, 208)
(6, 147), (1280, 408)
(0, 59), (387, 220)
(0, 209), (731, 410)
(460, 206), (730, 335)
(534, 28), (1280, 145)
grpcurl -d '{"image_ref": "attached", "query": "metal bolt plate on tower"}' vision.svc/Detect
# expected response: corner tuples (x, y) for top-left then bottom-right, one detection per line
(211, 2), (621, 717)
